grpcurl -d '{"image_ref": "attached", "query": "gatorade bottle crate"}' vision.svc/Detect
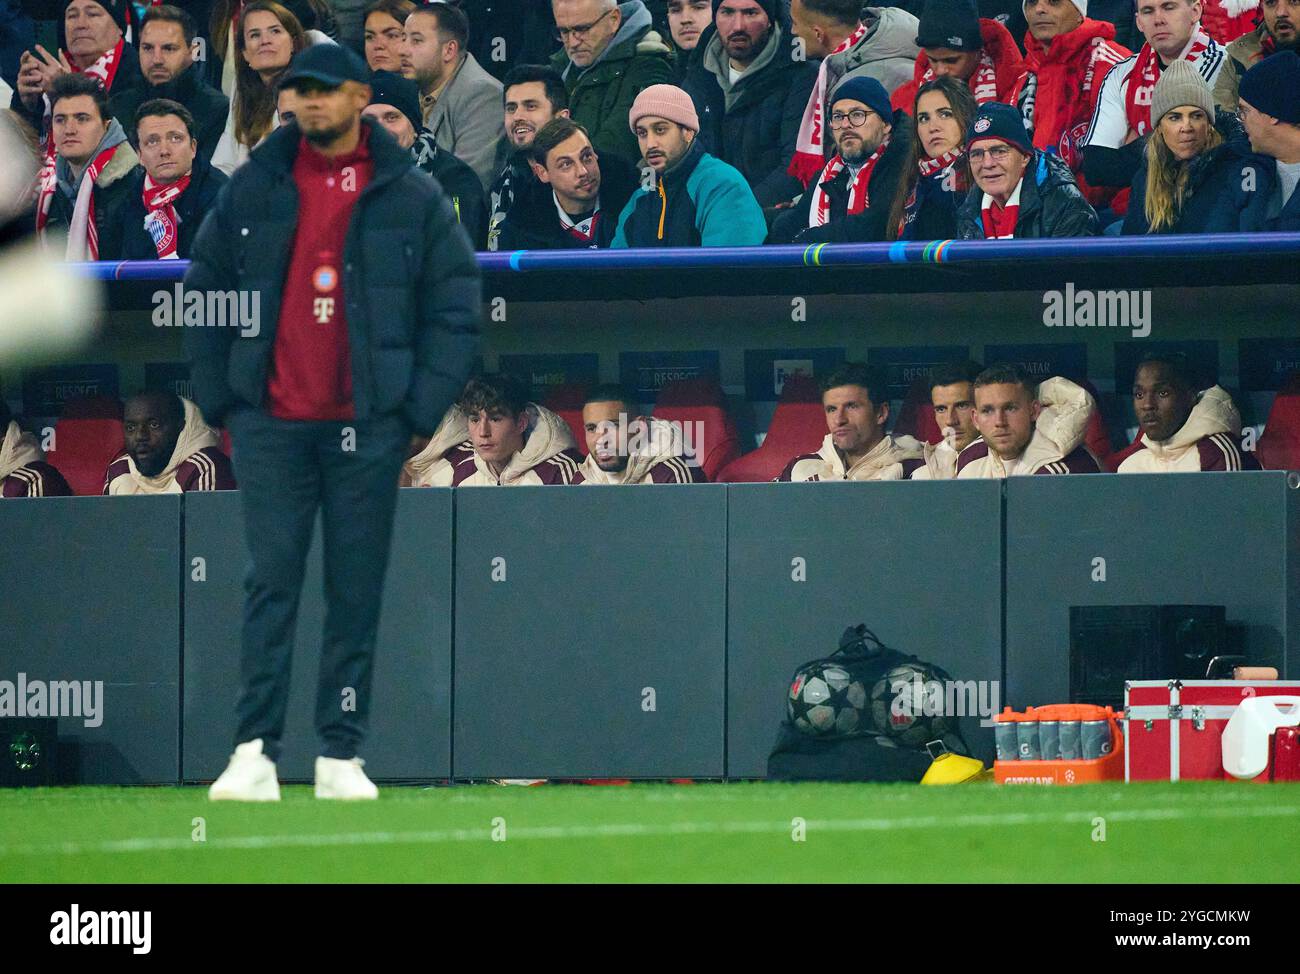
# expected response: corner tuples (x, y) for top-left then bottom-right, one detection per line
(993, 705), (1125, 785)
(1125, 679), (1300, 782)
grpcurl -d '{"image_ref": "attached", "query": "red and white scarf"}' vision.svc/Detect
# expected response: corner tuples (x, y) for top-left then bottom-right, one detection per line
(1125, 27), (1212, 136)
(921, 48), (1001, 105)
(38, 38), (125, 154)
(142, 172), (191, 259)
(980, 179), (1023, 239)
(918, 147), (964, 178)
(809, 138), (888, 227)
(787, 21), (869, 187)
(35, 139), (120, 259)
(77, 36), (125, 91)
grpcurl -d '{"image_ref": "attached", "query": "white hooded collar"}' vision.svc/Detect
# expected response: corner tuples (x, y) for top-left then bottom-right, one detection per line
(117, 397), (220, 494)
(1140, 385), (1241, 462)
(0, 420), (44, 481)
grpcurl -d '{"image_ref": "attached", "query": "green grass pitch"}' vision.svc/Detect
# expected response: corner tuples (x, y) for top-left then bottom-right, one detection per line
(2, 781), (1297, 883)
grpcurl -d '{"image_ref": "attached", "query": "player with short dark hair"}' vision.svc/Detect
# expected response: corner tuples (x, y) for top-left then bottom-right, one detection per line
(103, 391), (236, 493)
(910, 360), (983, 480)
(579, 384), (703, 483)
(194, 43), (480, 802)
(779, 362), (924, 481)
(1116, 355), (1260, 472)
(957, 365), (1101, 476)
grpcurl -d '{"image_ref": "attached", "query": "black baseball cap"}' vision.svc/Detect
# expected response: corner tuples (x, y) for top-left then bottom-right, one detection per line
(279, 43), (370, 90)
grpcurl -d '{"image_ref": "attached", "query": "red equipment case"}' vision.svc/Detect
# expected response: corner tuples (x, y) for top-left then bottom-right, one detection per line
(1124, 679), (1300, 781)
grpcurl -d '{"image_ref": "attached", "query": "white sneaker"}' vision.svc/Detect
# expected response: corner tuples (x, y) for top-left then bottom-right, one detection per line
(315, 756), (379, 800)
(209, 739), (281, 802)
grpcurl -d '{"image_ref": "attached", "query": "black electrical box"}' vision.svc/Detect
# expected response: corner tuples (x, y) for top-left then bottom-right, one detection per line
(1069, 605), (1227, 708)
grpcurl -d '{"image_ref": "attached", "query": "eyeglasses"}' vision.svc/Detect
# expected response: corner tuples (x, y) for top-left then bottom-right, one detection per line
(829, 109), (875, 129)
(555, 7), (613, 41)
(141, 132), (190, 148)
(969, 144), (1014, 163)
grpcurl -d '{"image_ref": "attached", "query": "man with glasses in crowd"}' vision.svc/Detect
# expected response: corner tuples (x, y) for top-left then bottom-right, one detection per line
(769, 76), (911, 243)
(551, 0), (673, 162)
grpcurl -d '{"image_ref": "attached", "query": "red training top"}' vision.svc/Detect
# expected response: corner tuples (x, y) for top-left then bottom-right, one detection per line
(266, 128), (374, 421)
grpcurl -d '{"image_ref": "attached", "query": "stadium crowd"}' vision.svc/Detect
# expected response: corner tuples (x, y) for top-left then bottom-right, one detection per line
(1, 0), (1297, 259)
(0, 0), (1291, 496)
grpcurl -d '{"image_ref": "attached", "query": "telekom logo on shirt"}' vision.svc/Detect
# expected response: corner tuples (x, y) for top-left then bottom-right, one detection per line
(313, 297), (336, 323)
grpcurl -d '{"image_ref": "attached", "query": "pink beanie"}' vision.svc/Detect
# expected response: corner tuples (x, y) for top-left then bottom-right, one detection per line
(628, 84), (700, 134)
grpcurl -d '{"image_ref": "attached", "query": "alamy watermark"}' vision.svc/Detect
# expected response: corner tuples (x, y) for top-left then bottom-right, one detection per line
(50, 905), (150, 954)
(890, 674), (1002, 728)
(151, 284), (260, 337)
(590, 414), (706, 464)
(1042, 283), (1151, 337)
(0, 673), (103, 727)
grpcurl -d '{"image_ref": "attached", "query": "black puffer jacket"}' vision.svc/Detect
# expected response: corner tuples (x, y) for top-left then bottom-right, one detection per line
(683, 21), (818, 207)
(956, 148), (1098, 238)
(184, 118), (481, 435)
(412, 131), (487, 249)
(1122, 112), (1272, 235)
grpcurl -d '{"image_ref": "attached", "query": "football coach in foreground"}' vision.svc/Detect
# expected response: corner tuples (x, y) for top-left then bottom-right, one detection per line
(185, 43), (481, 802)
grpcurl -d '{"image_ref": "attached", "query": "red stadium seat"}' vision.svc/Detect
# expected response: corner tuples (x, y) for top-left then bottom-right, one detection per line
(47, 395), (125, 496)
(1258, 373), (1300, 471)
(541, 382), (591, 455)
(652, 376), (741, 482)
(1078, 379), (1114, 467)
(715, 374), (824, 483)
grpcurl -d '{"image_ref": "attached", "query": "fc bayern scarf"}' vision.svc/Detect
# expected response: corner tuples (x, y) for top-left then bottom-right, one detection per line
(1125, 27), (1212, 136)
(787, 21), (869, 187)
(808, 139), (888, 227)
(35, 140), (119, 259)
(142, 172), (191, 259)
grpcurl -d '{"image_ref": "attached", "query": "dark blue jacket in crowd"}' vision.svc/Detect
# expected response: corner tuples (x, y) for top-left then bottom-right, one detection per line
(898, 161), (968, 241)
(1122, 112), (1272, 235)
(1258, 163), (1300, 232)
